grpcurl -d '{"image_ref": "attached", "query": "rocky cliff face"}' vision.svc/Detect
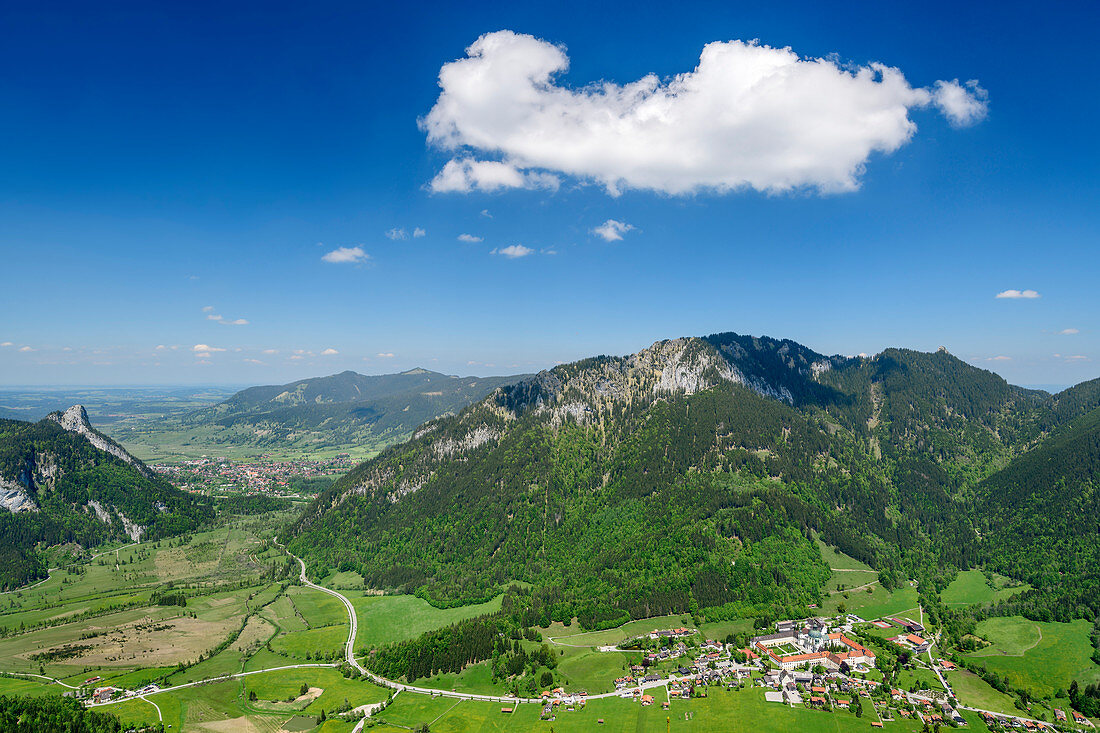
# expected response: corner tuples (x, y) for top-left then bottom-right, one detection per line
(46, 405), (153, 477)
(329, 333), (850, 506)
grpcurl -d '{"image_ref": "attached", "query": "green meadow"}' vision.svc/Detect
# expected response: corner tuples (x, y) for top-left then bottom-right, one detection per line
(965, 616), (1100, 697)
(346, 592), (503, 649)
(368, 684), (989, 733)
(940, 570), (1030, 606)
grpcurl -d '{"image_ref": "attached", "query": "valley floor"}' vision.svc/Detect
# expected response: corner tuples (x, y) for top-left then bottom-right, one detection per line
(1, 528), (1097, 732)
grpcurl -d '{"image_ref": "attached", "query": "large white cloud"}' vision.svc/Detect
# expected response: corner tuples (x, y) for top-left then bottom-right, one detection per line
(423, 31), (988, 195)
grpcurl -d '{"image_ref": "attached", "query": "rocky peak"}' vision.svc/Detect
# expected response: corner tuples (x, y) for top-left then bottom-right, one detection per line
(46, 405), (152, 477)
(48, 404), (93, 433)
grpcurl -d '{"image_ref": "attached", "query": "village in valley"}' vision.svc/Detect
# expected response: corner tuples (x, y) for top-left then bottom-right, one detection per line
(527, 612), (1096, 732)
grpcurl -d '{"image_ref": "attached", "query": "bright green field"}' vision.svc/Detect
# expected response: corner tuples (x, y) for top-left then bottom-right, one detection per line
(348, 593), (503, 649)
(542, 614), (693, 649)
(946, 669), (1029, 718)
(101, 667), (390, 731)
(820, 582), (917, 620)
(553, 647), (633, 694)
(271, 626), (349, 658)
(287, 585), (350, 629)
(966, 616), (1100, 697)
(940, 570), (1030, 606)
(817, 539), (874, 571)
(895, 666), (944, 693)
(371, 684), (973, 733)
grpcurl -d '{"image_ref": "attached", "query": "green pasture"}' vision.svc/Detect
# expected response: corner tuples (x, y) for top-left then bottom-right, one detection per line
(940, 570), (1030, 606)
(349, 592), (503, 648)
(965, 616), (1100, 697)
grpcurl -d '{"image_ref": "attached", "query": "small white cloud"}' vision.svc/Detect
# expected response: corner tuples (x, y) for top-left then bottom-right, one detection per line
(155, 344), (166, 351)
(377, 352), (396, 358)
(1065, 354), (1090, 361)
(289, 355), (304, 360)
(592, 219), (635, 242)
(987, 355), (1012, 361)
(932, 79), (989, 127)
(480, 209), (492, 218)
(244, 358), (264, 365)
(995, 289), (1040, 299)
(429, 158), (560, 193)
(202, 305), (215, 312)
(193, 344), (226, 353)
(541, 248), (558, 255)
(223, 318), (249, 326)
(207, 313), (223, 321)
(18, 346), (34, 352)
(386, 227), (408, 240)
(322, 246), (370, 264)
(1058, 328), (1079, 335)
(413, 227), (426, 238)
(458, 233), (483, 242)
(492, 244), (534, 258)
(262, 348), (279, 355)
(321, 348), (339, 356)
(0, 342), (12, 347)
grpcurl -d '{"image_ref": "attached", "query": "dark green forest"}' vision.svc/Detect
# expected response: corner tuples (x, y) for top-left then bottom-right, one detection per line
(0, 693), (137, 732)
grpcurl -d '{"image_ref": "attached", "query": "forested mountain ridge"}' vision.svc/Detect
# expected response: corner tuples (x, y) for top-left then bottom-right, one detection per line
(0, 407), (211, 589)
(977, 404), (1100, 619)
(286, 331), (1098, 629)
(176, 368), (527, 453)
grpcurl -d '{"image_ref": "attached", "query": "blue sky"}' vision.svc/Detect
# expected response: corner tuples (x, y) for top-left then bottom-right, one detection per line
(1, 0), (1097, 389)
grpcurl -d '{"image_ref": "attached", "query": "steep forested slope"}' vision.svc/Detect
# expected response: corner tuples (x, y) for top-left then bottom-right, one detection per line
(0, 406), (211, 589)
(977, 404), (1100, 619)
(288, 332), (1086, 627)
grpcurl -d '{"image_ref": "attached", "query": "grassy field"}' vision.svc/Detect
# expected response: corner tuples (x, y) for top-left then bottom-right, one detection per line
(817, 538), (874, 571)
(347, 592), (503, 649)
(946, 668), (1027, 717)
(553, 646), (633, 694)
(0, 513), (338, 694)
(895, 666), (944, 692)
(369, 684), (976, 733)
(287, 585), (349, 629)
(114, 421), (385, 463)
(965, 616), (1100, 697)
(541, 615), (693, 649)
(940, 570), (1030, 606)
(819, 582), (918, 620)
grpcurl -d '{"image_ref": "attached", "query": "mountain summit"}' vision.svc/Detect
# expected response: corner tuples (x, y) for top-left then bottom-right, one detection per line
(287, 331), (1100, 628)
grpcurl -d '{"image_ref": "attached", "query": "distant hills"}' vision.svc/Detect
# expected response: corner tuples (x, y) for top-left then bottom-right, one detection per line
(89, 368), (528, 461)
(170, 368), (528, 456)
(286, 332), (1100, 630)
(0, 406), (211, 589)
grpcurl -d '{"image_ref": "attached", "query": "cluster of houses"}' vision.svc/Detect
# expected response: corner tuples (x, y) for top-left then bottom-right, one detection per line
(537, 688), (586, 719)
(978, 710), (1075, 730)
(87, 682), (160, 704)
(751, 617), (876, 671)
(588, 619), (1095, 731)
